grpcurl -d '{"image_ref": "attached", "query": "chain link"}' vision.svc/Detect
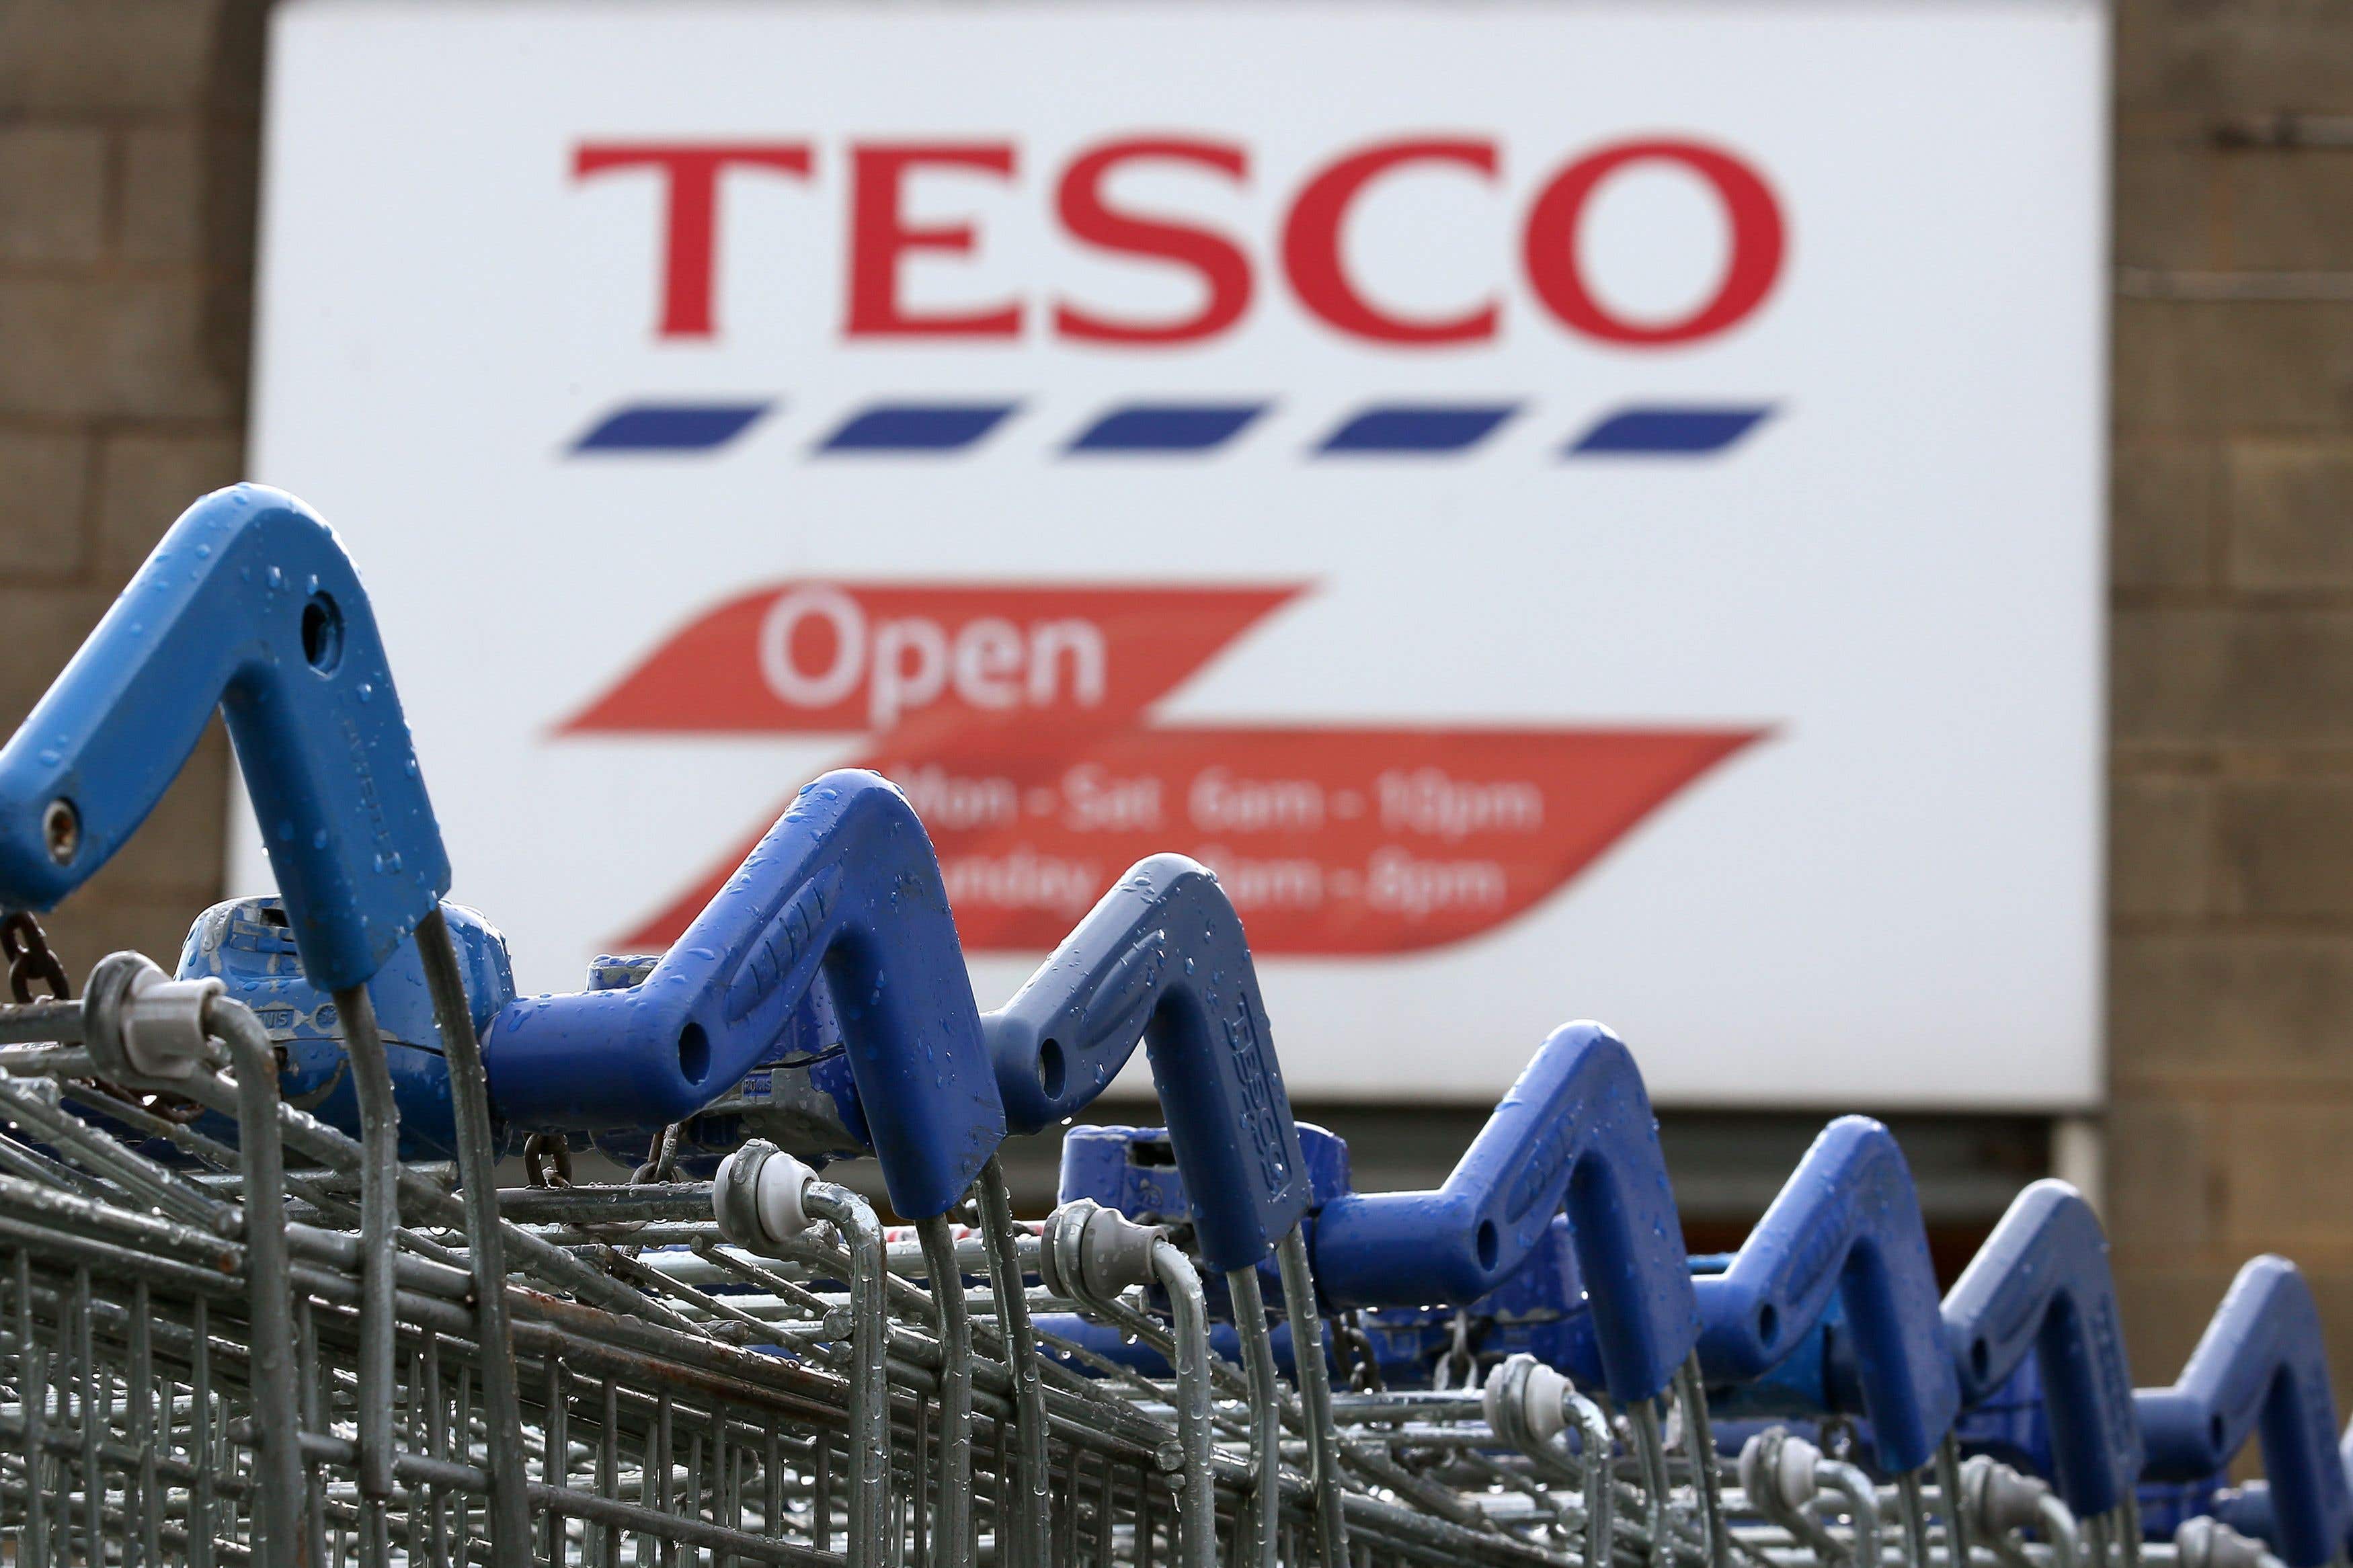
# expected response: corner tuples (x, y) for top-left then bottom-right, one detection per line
(631, 1121), (685, 1187)
(0, 911), (70, 1003)
(3, 913), (208, 1124)
(1435, 1307), (1482, 1390)
(1335, 1309), (1386, 1392)
(523, 1130), (575, 1189)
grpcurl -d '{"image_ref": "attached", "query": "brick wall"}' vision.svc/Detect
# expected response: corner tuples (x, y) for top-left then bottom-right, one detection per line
(2108, 0), (2353, 1389)
(0, 0), (261, 971)
(4, 0), (2353, 1396)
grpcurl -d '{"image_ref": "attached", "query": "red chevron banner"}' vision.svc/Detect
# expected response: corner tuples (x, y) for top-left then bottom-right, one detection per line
(565, 581), (1763, 954)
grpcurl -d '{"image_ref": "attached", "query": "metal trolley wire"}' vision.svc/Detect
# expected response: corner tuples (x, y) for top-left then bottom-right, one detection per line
(0, 966), (1628, 1568)
(0, 485), (2344, 1568)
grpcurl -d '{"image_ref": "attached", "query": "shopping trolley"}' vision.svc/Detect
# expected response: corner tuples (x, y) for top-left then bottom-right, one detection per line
(0, 487), (1609, 1568)
(1051, 1108), (2353, 1568)
(0, 483), (2350, 1568)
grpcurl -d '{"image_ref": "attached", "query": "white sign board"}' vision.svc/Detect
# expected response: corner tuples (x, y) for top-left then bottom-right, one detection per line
(249, 0), (2106, 1107)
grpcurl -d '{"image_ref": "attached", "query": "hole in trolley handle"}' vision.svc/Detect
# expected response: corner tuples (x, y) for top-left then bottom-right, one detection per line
(301, 591), (344, 673)
(678, 1022), (711, 1085)
(40, 798), (78, 866)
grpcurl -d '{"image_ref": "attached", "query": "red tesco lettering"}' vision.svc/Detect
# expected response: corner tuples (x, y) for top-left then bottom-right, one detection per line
(1055, 138), (1252, 344)
(1283, 139), (1500, 344)
(573, 132), (1785, 348)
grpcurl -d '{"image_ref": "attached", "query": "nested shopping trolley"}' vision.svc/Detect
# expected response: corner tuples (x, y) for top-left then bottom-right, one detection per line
(0, 485), (2347, 1568)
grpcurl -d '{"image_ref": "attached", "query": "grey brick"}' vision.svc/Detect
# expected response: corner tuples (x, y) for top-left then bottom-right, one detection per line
(2119, 0), (2353, 116)
(2227, 439), (2353, 589)
(2114, 298), (2353, 434)
(0, 425), (88, 579)
(0, 0), (227, 117)
(95, 428), (241, 579)
(2221, 151), (2353, 270)
(2215, 779), (2353, 918)
(0, 277), (233, 421)
(2111, 775), (2212, 919)
(2114, 442), (2218, 589)
(2114, 607), (2353, 747)
(2115, 145), (2221, 272)
(2114, 934), (2353, 1086)
(2108, 1096), (2217, 1262)
(2221, 1098), (2353, 1260)
(0, 124), (105, 265)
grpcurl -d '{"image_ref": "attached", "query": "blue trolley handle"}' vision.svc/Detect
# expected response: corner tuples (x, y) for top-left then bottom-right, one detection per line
(0, 485), (449, 993)
(1692, 1116), (1961, 1473)
(2211, 1419), (2353, 1557)
(986, 854), (1350, 1563)
(2137, 1255), (2352, 1568)
(1942, 1180), (2143, 1520)
(985, 854), (1312, 1273)
(1308, 1021), (1700, 1405)
(485, 770), (1004, 1221)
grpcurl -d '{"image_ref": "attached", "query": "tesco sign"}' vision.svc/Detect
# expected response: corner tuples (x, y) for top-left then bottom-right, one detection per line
(575, 136), (1785, 348)
(252, 0), (2104, 1109)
